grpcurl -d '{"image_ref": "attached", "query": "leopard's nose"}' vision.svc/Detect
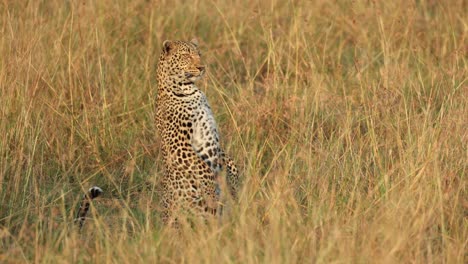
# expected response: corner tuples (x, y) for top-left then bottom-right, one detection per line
(197, 66), (206, 72)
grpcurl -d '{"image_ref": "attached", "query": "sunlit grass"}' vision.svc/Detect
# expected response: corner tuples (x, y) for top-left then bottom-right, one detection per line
(0, 0), (466, 263)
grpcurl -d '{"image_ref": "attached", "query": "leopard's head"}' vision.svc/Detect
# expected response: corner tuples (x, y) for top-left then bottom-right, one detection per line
(158, 39), (206, 84)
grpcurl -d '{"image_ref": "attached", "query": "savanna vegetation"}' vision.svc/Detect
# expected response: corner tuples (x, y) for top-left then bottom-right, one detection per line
(0, 0), (466, 262)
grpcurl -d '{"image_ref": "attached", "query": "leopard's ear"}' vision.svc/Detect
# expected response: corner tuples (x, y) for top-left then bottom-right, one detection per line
(162, 40), (174, 55)
(190, 38), (199, 47)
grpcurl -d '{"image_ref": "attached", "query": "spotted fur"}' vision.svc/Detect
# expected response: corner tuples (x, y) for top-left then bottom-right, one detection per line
(155, 39), (240, 225)
(75, 186), (103, 230)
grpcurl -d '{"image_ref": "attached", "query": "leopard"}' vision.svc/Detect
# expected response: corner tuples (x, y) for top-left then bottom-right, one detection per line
(75, 186), (103, 230)
(155, 39), (239, 226)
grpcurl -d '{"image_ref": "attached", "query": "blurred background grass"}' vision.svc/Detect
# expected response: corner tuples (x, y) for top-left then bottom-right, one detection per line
(0, 0), (466, 262)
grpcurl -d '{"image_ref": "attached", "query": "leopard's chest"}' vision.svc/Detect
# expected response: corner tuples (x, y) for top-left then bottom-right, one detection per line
(191, 102), (219, 148)
(157, 88), (221, 171)
(158, 91), (215, 139)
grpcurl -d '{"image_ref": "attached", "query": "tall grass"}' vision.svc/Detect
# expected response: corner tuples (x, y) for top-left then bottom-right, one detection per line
(0, 0), (466, 262)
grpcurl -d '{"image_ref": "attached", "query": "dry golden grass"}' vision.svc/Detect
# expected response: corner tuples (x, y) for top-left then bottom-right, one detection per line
(0, 0), (467, 263)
